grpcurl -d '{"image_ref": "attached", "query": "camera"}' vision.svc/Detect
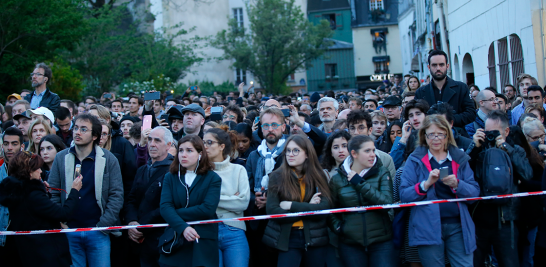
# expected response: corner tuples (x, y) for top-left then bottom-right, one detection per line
(483, 130), (501, 147)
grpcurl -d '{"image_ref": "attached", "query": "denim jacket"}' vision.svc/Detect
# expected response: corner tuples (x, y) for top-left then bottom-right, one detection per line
(0, 163), (9, 246)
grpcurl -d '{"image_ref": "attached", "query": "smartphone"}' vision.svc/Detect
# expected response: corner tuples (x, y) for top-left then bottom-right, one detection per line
(143, 115), (152, 131)
(439, 167), (449, 179)
(316, 186), (320, 194)
(144, 91), (160, 101)
(254, 117), (260, 124)
(211, 107), (223, 113)
(297, 97), (302, 101)
(190, 86), (197, 91)
(210, 106), (223, 121)
(74, 164), (81, 180)
(104, 93), (112, 99)
(160, 114), (169, 122)
(281, 109), (291, 117)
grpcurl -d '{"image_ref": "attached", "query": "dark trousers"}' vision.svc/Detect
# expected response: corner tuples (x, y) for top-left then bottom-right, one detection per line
(0, 236), (22, 267)
(338, 240), (399, 267)
(474, 223), (519, 267)
(277, 229), (328, 267)
(247, 220), (278, 267)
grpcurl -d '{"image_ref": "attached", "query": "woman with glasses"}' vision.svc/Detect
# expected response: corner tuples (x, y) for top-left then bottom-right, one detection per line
(39, 135), (66, 182)
(263, 135), (332, 267)
(159, 135), (222, 267)
(27, 118), (53, 153)
(400, 115), (479, 266)
(0, 151), (82, 267)
(203, 127), (250, 267)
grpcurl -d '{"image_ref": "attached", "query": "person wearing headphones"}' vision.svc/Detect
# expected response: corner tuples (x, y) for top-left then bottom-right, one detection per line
(159, 135), (222, 267)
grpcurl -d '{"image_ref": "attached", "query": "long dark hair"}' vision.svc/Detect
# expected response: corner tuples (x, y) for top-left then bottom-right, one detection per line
(506, 126), (545, 169)
(386, 120), (404, 149)
(8, 151), (44, 181)
(269, 135), (331, 204)
(170, 135), (214, 175)
(38, 135), (67, 155)
(321, 130), (351, 171)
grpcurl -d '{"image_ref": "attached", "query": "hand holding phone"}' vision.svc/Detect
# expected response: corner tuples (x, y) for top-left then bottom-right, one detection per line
(142, 115), (152, 131)
(439, 167), (449, 179)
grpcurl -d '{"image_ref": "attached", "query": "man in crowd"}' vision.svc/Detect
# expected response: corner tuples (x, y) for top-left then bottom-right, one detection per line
(6, 93), (21, 106)
(346, 109), (396, 178)
(504, 84), (517, 105)
(300, 104), (313, 116)
(402, 91), (416, 108)
(128, 96), (143, 117)
(415, 50), (476, 129)
(382, 96), (403, 126)
(25, 63), (61, 113)
(468, 110), (532, 266)
(511, 80), (546, 125)
(0, 128), (25, 266)
(111, 99), (124, 114)
(13, 111), (32, 144)
(363, 99), (378, 111)
(496, 93), (512, 123)
(48, 113), (124, 266)
(287, 108), (327, 156)
(61, 99), (78, 118)
(55, 107), (74, 147)
(11, 100), (30, 118)
(348, 97), (362, 111)
(125, 126), (174, 266)
(317, 97), (339, 134)
(465, 89), (498, 137)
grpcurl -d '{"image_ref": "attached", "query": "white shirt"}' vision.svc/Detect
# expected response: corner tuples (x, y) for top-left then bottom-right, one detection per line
(185, 171), (197, 187)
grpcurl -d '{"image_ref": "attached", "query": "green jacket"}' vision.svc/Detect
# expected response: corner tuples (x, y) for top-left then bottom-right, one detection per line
(328, 157), (393, 247)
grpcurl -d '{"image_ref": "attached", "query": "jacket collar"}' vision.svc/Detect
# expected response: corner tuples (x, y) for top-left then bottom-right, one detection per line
(410, 145), (469, 166)
(425, 77), (457, 104)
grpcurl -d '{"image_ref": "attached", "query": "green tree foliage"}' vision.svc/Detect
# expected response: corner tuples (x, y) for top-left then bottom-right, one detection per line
(64, 4), (204, 96)
(0, 0), (88, 99)
(213, 0), (332, 94)
(48, 58), (84, 100)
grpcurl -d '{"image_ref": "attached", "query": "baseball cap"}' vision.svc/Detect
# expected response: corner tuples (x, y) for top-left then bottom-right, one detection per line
(13, 110), (32, 121)
(7, 93), (22, 101)
(29, 107), (55, 123)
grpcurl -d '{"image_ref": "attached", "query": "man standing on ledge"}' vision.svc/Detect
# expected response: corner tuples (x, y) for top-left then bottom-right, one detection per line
(24, 63), (61, 113)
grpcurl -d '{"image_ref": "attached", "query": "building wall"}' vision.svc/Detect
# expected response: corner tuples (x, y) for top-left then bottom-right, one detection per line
(353, 25), (403, 77)
(309, 9), (353, 43)
(397, 6), (415, 75)
(530, 0), (546, 86)
(307, 49), (356, 92)
(447, 0), (537, 90)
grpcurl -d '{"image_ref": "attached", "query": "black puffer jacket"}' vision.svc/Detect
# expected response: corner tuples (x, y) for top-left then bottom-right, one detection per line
(328, 157), (393, 247)
(262, 169), (331, 251)
(0, 177), (80, 267)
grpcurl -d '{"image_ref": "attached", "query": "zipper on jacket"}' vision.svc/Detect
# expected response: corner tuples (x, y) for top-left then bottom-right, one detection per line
(305, 243), (309, 251)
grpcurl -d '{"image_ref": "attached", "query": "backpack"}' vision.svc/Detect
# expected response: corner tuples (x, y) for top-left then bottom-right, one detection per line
(478, 146), (513, 204)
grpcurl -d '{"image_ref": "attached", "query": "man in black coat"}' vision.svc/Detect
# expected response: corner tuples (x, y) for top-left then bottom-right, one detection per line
(25, 63), (61, 113)
(126, 126), (174, 267)
(414, 50), (476, 131)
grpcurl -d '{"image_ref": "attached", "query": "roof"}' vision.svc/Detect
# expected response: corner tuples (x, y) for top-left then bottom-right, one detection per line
(326, 38), (353, 50)
(308, 0), (350, 12)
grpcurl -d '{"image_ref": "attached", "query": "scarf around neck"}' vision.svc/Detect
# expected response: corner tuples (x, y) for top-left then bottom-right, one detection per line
(254, 136), (286, 192)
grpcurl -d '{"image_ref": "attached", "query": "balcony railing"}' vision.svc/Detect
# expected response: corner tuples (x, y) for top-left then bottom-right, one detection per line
(308, 77), (357, 92)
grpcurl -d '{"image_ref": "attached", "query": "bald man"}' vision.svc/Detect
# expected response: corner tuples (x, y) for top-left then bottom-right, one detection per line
(337, 109), (351, 120)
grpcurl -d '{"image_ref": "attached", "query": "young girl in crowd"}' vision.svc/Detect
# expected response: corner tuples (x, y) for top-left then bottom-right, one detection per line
(27, 119), (52, 153)
(98, 118), (112, 151)
(159, 135), (222, 267)
(38, 135), (66, 182)
(203, 127), (250, 267)
(329, 135), (397, 267)
(234, 123), (259, 162)
(321, 130), (351, 180)
(405, 75), (421, 92)
(400, 115), (479, 267)
(264, 135), (332, 267)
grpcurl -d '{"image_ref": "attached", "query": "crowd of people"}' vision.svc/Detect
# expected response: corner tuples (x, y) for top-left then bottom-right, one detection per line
(0, 50), (546, 267)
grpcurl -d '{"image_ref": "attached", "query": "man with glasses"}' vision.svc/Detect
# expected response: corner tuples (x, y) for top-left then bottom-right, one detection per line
(24, 63), (61, 113)
(48, 113), (124, 267)
(465, 89), (498, 137)
(245, 107), (288, 267)
(382, 95), (403, 126)
(504, 84), (517, 105)
(222, 104), (244, 124)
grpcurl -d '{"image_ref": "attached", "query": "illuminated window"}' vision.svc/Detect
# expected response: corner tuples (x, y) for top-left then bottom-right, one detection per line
(370, 0), (384, 10)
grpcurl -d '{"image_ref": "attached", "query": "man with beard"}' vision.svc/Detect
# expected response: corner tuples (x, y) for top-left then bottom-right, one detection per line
(245, 107), (288, 267)
(24, 63), (60, 113)
(317, 97), (339, 134)
(415, 50), (476, 131)
(48, 113), (123, 266)
(0, 128), (25, 266)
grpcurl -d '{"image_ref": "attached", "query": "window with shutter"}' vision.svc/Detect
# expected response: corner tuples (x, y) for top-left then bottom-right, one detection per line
(335, 13), (343, 30)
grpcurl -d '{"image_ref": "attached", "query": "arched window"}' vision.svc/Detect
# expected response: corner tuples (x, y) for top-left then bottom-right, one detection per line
(510, 34), (524, 85)
(487, 42), (497, 88)
(497, 38), (510, 87)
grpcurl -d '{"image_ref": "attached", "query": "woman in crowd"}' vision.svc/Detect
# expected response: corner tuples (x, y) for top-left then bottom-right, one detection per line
(159, 135), (222, 267)
(321, 130), (351, 181)
(525, 104), (545, 124)
(0, 151), (82, 267)
(99, 118), (112, 151)
(38, 135), (66, 182)
(405, 75), (421, 92)
(384, 120), (403, 152)
(400, 115), (479, 266)
(328, 135), (397, 266)
(371, 111), (389, 150)
(204, 121), (219, 132)
(234, 123), (258, 162)
(522, 117), (546, 159)
(27, 119), (52, 153)
(263, 135), (332, 267)
(203, 127), (250, 267)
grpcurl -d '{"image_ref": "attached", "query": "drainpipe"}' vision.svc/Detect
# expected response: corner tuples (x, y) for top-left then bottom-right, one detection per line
(436, 0), (451, 77)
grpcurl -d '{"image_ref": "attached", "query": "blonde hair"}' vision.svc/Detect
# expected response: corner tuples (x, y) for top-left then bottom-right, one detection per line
(370, 110), (387, 122)
(99, 118), (112, 151)
(522, 117), (545, 137)
(89, 104), (111, 122)
(27, 119), (53, 153)
(418, 115), (457, 151)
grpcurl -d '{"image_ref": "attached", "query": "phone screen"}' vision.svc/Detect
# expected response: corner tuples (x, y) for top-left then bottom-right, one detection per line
(211, 107), (223, 113)
(281, 109), (291, 117)
(254, 117), (260, 124)
(144, 91), (160, 101)
(439, 167), (449, 179)
(143, 115), (152, 131)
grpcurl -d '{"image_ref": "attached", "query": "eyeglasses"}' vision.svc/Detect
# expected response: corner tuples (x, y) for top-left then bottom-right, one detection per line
(261, 123), (281, 130)
(349, 125), (367, 133)
(523, 95), (542, 101)
(526, 133), (546, 141)
(222, 115), (236, 120)
(286, 148), (300, 156)
(203, 140), (219, 147)
(73, 126), (90, 134)
(482, 97), (498, 102)
(425, 133), (447, 140)
(30, 73), (44, 78)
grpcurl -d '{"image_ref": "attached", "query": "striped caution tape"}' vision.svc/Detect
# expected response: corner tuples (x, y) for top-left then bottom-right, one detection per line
(2, 190), (545, 236)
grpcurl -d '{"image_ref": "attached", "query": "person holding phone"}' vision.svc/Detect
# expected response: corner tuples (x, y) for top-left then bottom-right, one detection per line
(400, 115), (479, 266)
(263, 135), (332, 267)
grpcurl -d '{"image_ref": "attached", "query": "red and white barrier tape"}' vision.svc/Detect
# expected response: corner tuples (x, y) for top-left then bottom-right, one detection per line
(2, 190), (545, 236)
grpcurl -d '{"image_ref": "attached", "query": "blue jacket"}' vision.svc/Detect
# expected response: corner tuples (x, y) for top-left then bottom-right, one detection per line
(464, 114), (485, 138)
(0, 164), (8, 246)
(400, 145), (480, 255)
